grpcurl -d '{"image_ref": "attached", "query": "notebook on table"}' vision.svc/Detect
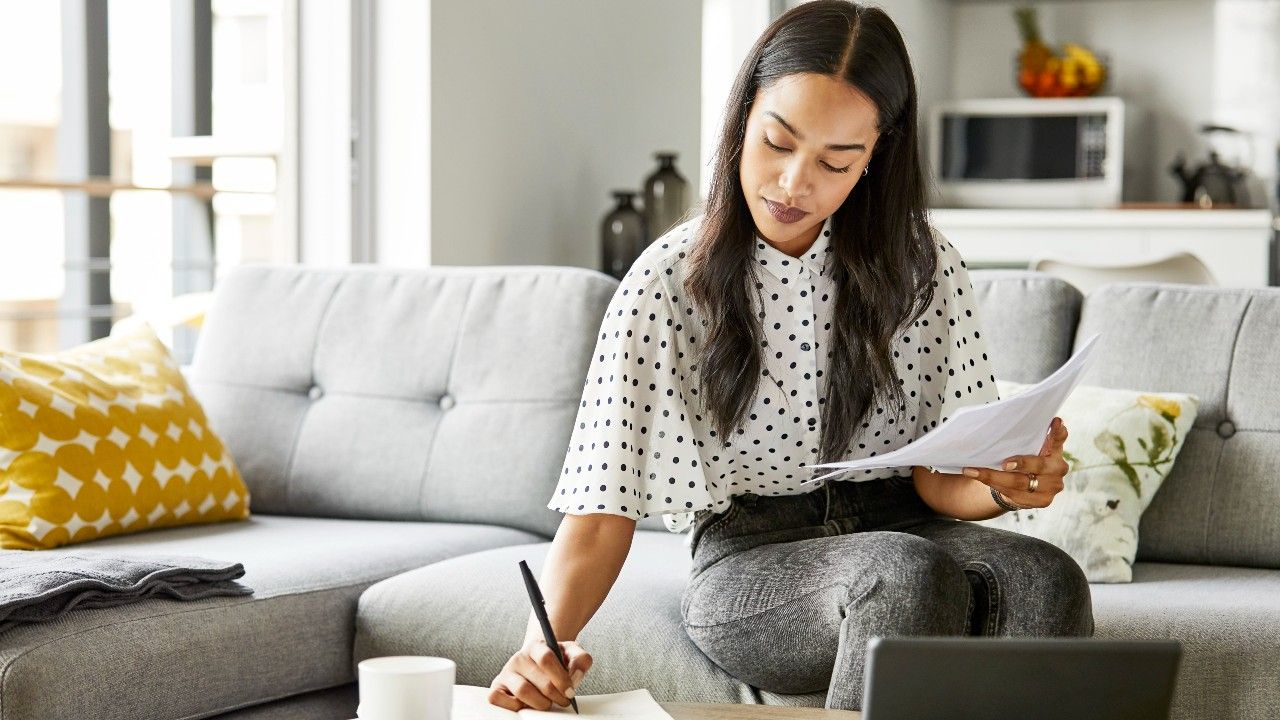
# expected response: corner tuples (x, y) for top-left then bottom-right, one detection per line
(452, 684), (674, 719)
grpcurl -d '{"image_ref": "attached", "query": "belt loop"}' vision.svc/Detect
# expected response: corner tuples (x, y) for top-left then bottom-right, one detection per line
(822, 479), (832, 525)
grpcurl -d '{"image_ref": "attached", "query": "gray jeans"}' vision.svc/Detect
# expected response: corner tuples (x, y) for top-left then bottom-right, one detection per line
(679, 475), (1094, 711)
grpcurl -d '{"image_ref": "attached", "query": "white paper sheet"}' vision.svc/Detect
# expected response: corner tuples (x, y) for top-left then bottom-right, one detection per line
(450, 684), (674, 720)
(802, 333), (1101, 484)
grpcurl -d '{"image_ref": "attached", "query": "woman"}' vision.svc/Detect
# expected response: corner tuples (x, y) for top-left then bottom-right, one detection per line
(488, 1), (1092, 712)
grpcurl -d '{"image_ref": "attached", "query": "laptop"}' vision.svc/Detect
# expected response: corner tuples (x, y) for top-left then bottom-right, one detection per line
(862, 637), (1182, 720)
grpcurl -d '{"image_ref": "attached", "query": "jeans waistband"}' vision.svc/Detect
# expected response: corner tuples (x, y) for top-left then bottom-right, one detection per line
(688, 475), (937, 574)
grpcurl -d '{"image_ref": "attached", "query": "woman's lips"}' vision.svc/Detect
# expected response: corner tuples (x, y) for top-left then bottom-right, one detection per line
(764, 198), (808, 224)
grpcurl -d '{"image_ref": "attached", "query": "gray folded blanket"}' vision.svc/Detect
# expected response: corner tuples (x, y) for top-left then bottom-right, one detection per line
(0, 550), (254, 634)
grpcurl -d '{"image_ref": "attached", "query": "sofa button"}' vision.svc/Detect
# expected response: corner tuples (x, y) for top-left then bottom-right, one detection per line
(1217, 419), (1236, 439)
(439, 394), (456, 410)
(308, 385), (324, 400)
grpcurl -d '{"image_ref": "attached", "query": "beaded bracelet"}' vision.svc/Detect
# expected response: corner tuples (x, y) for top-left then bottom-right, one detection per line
(989, 486), (1026, 512)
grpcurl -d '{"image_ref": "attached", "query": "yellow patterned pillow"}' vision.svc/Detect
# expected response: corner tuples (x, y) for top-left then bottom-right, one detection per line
(0, 323), (250, 550)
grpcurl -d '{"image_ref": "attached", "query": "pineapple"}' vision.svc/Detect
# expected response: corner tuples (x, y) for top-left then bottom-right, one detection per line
(1014, 7), (1107, 97)
(1015, 7), (1053, 72)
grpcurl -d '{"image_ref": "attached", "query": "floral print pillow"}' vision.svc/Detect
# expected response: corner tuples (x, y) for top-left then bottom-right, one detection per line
(974, 381), (1200, 583)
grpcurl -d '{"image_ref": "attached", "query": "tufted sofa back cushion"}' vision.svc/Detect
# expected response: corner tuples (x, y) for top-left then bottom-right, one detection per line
(187, 264), (617, 538)
(1074, 283), (1280, 568)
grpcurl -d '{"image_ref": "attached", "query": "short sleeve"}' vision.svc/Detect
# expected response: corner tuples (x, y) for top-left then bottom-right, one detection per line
(913, 230), (1001, 436)
(547, 272), (716, 523)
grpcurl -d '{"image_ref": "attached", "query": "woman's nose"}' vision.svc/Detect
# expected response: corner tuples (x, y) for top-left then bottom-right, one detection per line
(778, 161), (812, 201)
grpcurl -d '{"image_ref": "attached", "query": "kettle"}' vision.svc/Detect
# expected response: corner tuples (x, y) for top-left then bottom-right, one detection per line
(1170, 124), (1256, 208)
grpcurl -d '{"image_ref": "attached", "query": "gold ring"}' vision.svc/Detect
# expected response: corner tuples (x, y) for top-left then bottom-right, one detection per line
(1028, 474), (1039, 493)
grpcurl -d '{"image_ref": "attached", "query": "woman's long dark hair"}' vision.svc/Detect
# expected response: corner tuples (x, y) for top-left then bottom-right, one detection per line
(684, 0), (937, 464)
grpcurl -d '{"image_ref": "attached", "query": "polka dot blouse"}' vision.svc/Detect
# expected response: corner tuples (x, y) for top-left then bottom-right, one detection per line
(547, 212), (1000, 533)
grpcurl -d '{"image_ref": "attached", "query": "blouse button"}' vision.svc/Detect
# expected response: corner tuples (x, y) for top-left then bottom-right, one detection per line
(800, 342), (812, 352)
(439, 394), (456, 411)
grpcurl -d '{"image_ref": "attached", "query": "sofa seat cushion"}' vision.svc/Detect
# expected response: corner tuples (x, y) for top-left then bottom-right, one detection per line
(0, 514), (541, 720)
(355, 530), (786, 706)
(1092, 562), (1280, 720)
(358, 534), (1280, 717)
(211, 683), (358, 720)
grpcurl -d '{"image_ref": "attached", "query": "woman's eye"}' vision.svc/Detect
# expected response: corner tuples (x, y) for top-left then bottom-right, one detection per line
(763, 135), (851, 174)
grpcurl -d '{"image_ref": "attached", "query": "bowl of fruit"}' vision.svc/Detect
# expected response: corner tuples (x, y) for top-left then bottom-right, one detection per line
(1013, 6), (1109, 97)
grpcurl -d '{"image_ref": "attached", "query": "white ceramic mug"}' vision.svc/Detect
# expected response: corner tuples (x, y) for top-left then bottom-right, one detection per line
(357, 656), (455, 720)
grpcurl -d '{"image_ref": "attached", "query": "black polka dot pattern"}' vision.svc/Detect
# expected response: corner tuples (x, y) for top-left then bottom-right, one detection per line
(547, 214), (999, 533)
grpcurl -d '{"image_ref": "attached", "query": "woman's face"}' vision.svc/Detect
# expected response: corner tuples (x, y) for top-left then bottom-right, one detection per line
(739, 72), (881, 254)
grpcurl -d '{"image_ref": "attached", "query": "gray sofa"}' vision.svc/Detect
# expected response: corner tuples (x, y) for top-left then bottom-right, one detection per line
(3, 264), (1277, 720)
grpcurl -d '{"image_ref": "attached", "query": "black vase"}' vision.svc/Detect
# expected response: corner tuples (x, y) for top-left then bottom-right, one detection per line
(642, 151), (690, 242)
(601, 190), (647, 281)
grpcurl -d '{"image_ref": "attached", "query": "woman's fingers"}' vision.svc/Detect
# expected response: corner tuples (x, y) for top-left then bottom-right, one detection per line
(983, 479), (1052, 509)
(995, 453), (1070, 478)
(502, 671), (556, 711)
(1038, 417), (1069, 456)
(969, 419), (1071, 511)
(520, 645), (573, 706)
(964, 466), (1063, 505)
(487, 684), (525, 712)
(560, 641), (592, 685)
(530, 641), (575, 689)
(490, 640), (594, 713)
(966, 466), (1034, 494)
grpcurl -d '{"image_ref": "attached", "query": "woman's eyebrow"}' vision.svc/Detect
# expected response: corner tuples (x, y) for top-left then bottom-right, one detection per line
(765, 111), (866, 151)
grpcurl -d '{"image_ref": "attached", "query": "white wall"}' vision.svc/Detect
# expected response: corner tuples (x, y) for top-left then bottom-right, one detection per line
(430, 0), (703, 268)
(374, 0), (431, 266)
(852, 0), (954, 177)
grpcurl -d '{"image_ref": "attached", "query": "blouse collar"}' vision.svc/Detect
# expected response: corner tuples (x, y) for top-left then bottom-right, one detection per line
(753, 214), (834, 282)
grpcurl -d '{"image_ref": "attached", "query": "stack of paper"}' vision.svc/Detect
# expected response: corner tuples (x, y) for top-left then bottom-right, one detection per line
(803, 333), (1101, 484)
(451, 683), (674, 719)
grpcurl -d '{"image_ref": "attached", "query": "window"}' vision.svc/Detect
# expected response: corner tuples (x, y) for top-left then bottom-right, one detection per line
(0, 2), (64, 352)
(0, 0), (293, 362)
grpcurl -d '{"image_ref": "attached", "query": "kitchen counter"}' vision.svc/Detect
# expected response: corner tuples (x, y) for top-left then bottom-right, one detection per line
(929, 206), (1276, 287)
(931, 206), (1275, 229)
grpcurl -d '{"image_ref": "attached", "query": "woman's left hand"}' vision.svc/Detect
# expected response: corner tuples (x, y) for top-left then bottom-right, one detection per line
(963, 416), (1070, 509)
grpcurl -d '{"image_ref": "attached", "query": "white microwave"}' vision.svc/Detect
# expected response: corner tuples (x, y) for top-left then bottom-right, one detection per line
(927, 97), (1141, 209)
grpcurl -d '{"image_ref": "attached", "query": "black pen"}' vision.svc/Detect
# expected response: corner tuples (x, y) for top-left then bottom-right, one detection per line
(518, 559), (580, 714)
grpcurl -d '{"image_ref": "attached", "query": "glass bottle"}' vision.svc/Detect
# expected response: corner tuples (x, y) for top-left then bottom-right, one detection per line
(601, 190), (646, 281)
(642, 152), (690, 243)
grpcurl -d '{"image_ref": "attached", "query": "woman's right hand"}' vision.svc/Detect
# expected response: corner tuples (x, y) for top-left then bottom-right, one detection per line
(487, 638), (593, 711)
